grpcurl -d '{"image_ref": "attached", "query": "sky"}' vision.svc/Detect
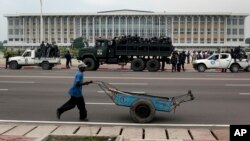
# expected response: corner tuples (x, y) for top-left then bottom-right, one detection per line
(0, 0), (250, 41)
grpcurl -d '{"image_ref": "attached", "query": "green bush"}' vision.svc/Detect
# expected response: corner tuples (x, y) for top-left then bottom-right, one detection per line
(2, 50), (24, 57)
(59, 47), (78, 58)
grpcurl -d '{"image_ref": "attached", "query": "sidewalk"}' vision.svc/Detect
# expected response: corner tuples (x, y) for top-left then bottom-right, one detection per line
(0, 121), (229, 141)
(0, 58), (194, 71)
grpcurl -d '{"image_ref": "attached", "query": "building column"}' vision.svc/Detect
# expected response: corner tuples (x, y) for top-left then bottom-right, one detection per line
(60, 17), (63, 44)
(225, 16), (228, 43)
(99, 16), (101, 37)
(112, 16), (114, 38)
(138, 16), (141, 36)
(36, 17), (38, 43)
(198, 16), (201, 44)
(23, 18), (26, 43)
(86, 17), (89, 40)
(218, 16), (221, 44)
(92, 17), (95, 43)
(66, 17), (69, 43)
(165, 16), (168, 36)
(171, 16), (174, 39)
(54, 17), (56, 43)
(158, 16), (161, 37)
(48, 17), (51, 43)
(211, 16), (214, 44)
(185, 16), (187, 43)
(80, 17), (82, 37)
(152, 17), (154, 37)
(145, 16), (148, 37)
(73, 17), (76, 39)
(205, 16), (207, 43)
(191, 16), (194, 43)
(132, 16), (134, 36)
(29, 17), (32, 44)
(178, 16), (180, 43)
(105, 16), (108, 38)
(125, 16), (128, 36)
(119, 16), (121, 36)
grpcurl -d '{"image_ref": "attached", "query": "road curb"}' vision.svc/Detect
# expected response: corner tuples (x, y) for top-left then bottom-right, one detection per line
(0, 120), (230, 141)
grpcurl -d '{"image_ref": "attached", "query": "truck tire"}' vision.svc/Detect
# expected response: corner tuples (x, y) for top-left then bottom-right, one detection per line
(9, 61), (18, 70)
(83, 58), (96, 71)
(146, 59), (160, 72)
(197, 64), (206, 72)
(94, 62), (100, 71)
(130, 99), (155, 123)
(41, 62), (50, 70)
(230, 64), (239, 73)
(131, 59), (145, 71)
(246, 66), (250, 72)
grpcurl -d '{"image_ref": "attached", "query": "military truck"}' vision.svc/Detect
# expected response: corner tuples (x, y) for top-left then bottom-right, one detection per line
(77, 37), (174, 72)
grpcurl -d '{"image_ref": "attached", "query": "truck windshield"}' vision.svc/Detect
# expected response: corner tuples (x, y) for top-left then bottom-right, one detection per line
(208, 54), (219, 60)
(23, 52), (31, 57)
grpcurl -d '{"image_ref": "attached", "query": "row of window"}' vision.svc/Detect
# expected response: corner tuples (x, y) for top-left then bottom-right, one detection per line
(9, 37), (244, 44)
(9, 28), (244, 36)
(8, 16), (245, 26)
(173, 38), (244, 44)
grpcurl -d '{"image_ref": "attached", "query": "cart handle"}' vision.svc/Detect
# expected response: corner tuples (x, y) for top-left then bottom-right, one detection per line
(171, 90), (195, 112)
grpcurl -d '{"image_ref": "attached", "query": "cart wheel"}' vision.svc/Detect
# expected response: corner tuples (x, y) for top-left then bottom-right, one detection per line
(130, 99), (155, 123)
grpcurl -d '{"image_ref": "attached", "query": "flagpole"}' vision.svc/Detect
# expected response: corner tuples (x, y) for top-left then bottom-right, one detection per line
(40, 0), (43, 43)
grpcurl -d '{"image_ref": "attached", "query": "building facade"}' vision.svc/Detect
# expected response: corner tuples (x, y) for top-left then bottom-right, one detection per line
(4, 9), (249, 49)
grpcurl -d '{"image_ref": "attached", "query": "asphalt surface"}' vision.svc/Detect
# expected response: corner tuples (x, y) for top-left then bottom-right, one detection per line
(0, 68), (250, 124)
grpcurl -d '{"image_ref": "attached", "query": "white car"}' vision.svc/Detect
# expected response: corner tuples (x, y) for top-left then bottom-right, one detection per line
(192, 53), (249, 73)
(8, 49), (61, 70)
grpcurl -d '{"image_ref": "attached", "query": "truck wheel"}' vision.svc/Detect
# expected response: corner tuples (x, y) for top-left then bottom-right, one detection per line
(246, 66), (250, 72)
(41, 62), (50, 70)
(94, 62), (100, 71)
(146, 59), (160, 72)
(230, 64), (239, 73)
(130, 99), (155, 123)
(9, 61), (18, 70)
(83, 58), (96, 71)
(197, 64), (206, 72)
(17, 66), (22, 70)
(131, 59), (145, 71)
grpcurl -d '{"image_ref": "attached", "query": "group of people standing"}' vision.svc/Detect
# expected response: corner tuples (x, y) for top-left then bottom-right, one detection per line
(37, 41), (60, 58)
(170, 51), (187, 72)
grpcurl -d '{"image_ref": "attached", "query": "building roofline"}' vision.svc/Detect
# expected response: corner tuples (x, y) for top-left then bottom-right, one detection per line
(97, 9), (154, 13)
(3, 11), (249, 17)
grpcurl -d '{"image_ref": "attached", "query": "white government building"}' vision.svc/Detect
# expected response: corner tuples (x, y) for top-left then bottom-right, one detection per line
(4, 9), (249, 49)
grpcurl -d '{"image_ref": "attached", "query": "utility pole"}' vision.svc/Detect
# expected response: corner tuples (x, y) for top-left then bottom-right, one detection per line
(40, 0), (43, 43)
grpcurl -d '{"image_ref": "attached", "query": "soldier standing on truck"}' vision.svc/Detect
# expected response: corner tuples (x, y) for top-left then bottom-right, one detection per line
(40, 41), (46, 57)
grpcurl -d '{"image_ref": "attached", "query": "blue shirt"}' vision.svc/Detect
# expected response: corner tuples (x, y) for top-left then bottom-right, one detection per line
(68, 71), (84, 97)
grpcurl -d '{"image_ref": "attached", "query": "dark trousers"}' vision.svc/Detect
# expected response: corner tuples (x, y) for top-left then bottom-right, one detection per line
(181, 63), (185, 71)
(5, 59), (9, 69)
(66, 59), (70, 68)
(57, 96), (87, 119)
(172, 63), (176, 72)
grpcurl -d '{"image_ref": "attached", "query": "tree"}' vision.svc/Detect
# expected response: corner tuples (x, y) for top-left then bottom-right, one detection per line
(72, 37), (87, 49)
(0, 41), (3, 49)
(245, 38), (250, 47)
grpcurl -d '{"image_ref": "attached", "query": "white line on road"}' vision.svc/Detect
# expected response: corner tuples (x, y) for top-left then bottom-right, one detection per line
(0, 81), (35, 84)
(86, 102), (115, 105)
(110, 83), (148, 86)
(1, 75), (250, 81)
(0, 120), (229, 127)
(97, 91), (146, 94)
(0, 89), (8, 91)
(239, 93), (250, 95)
(225, 84), (250, 87)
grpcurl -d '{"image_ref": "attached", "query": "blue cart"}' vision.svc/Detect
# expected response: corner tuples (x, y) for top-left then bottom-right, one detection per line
(95, 81), (195, 123)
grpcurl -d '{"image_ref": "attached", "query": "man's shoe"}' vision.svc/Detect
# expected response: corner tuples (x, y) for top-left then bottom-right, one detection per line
(56, 110), (61, 119)
(79, 118), (88, 122)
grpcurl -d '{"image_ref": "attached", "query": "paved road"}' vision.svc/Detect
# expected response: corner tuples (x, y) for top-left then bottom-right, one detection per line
(0, 69), (250, 124)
